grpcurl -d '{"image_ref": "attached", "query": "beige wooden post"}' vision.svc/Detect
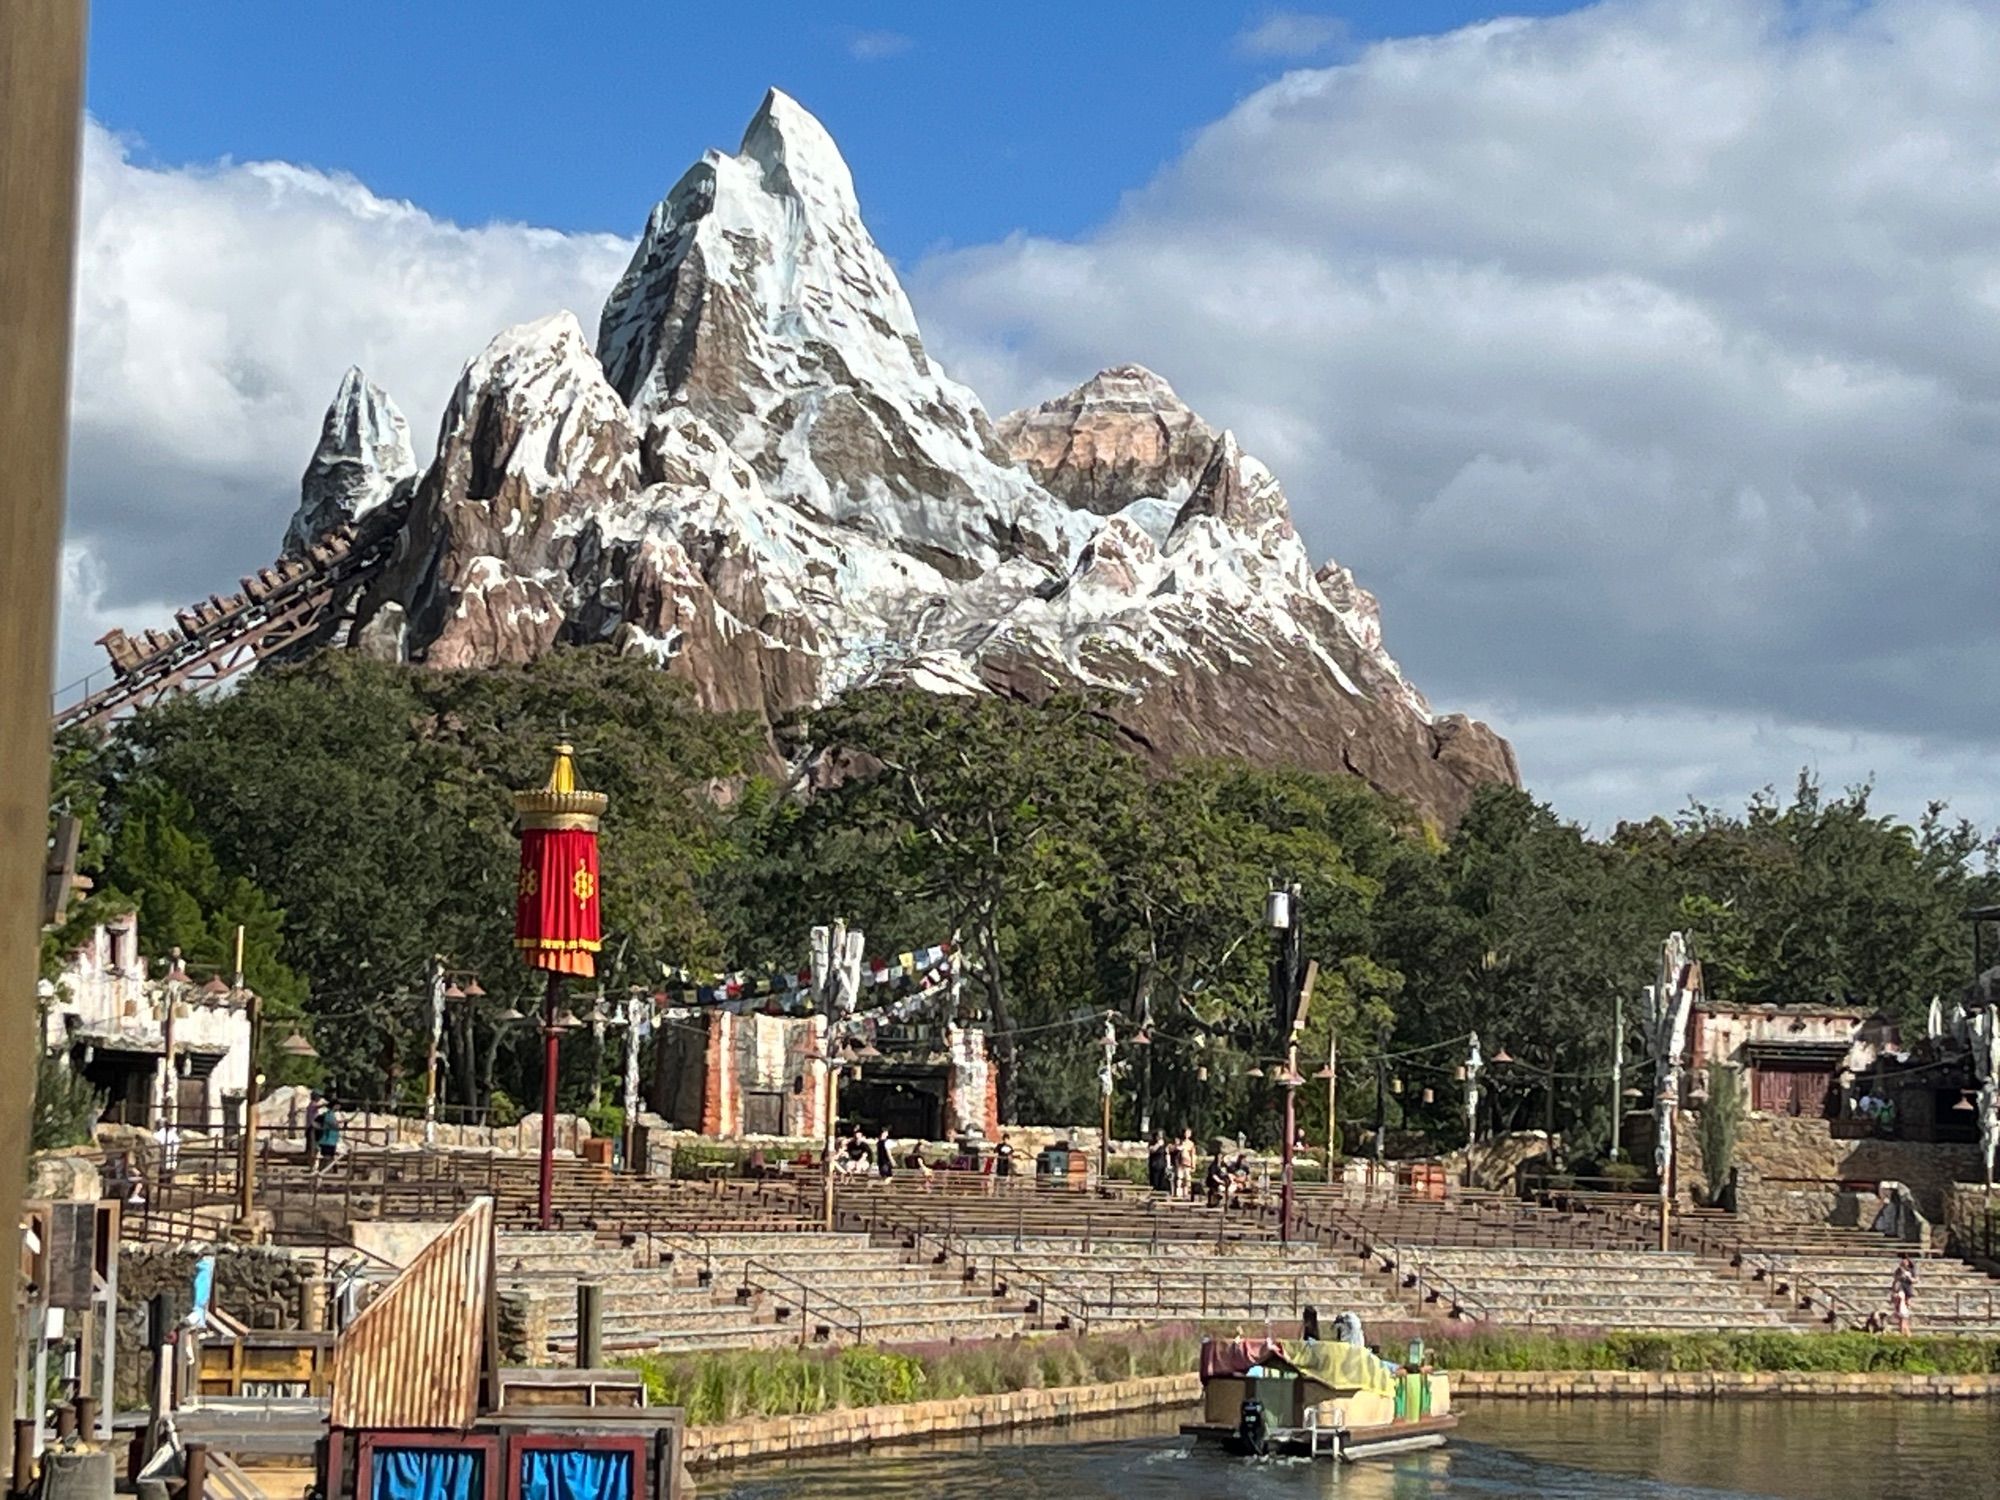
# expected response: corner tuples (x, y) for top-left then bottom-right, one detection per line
(0, 1), (88, 1483)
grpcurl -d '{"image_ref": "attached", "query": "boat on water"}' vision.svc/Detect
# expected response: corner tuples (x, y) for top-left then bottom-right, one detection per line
(1181, 1324), (1456, 1462)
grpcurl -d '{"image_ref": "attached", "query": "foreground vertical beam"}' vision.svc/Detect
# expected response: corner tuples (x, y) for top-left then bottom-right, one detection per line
(0, 2), (88, 1484)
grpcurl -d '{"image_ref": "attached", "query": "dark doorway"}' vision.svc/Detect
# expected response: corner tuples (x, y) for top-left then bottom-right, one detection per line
(845, 1070), (946, 1139)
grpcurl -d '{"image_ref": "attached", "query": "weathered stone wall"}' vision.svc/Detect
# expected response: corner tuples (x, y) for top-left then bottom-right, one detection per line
(115, 1244), (311, 1406)
(1942, 1183), (2000, 1265)
(1671, 1112), (1979, 1223)
(683, 1373), (1198, 1469)
(27, 1149), (103, 1202)
(496, 1288), (550, 1367)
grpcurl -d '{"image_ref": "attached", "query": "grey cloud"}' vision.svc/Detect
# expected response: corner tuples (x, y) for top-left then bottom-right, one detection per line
(911, 0), (2000, 829)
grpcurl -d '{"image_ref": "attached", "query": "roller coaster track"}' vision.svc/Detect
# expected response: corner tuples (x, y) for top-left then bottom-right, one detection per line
(50, 500), (409, 735)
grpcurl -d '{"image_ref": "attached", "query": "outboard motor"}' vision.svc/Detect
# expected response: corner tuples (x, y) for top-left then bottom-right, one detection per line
(1236, 1398), (1270, 1457)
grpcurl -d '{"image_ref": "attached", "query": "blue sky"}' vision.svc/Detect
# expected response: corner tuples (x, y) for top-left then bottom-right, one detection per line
(88, 2), (1581, 256)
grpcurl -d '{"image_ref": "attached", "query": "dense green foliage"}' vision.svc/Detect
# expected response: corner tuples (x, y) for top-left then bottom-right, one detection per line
(1422, 1327), (2000, 1374)
(624, 1325), (1198, 1424)
(1698, 1058), (1746, 1204)
(43, 650), (1998, 1148)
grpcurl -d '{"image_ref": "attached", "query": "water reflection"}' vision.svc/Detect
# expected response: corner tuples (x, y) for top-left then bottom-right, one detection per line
(706, 1399), (1999, 1499)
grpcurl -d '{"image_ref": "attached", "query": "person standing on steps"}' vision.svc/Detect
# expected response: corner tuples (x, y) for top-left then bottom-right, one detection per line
(1147, 1130), (1168, 1193)
(875, 1127), (895, 1181)
(995, 1133), (1015, 1180)
(1890, 1254), (1916, 1335)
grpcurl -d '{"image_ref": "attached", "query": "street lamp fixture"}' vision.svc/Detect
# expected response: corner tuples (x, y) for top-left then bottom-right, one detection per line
(1491, 1047), (1515, 1065)
(279, 1030), (318, 1059)
(443, 981), (466, 1001)
(462, 978), (486, 998)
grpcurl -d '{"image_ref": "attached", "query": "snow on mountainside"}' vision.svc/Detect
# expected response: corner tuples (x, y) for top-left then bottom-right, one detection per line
(319, 88), (1514, 823)
(284, 367), (416, 556)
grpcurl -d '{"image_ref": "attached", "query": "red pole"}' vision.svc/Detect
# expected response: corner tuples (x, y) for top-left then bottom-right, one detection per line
(538, 971), (564, 1230)
(1280, 1061), (1296, 1246)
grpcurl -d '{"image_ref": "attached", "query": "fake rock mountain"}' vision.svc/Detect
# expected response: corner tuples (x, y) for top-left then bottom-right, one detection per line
(304, 89), (1515, 824)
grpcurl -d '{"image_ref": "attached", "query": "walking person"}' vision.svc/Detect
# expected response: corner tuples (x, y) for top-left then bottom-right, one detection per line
(153, 1118), (182, 1188)
(875, 1127), (895, 1182)
(1173, 1128), (1195, 1201)
(995, 1133), (1015, 1179)
(314, 1099), (341, 1175)
(1890, 1255), (1916, 1335)
(1146, 1130), (1168, 1193)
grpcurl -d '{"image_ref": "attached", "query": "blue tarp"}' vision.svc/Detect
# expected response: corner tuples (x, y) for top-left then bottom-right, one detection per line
(519, 1448), (631, 1500)
(370, 1447), (482, 1500)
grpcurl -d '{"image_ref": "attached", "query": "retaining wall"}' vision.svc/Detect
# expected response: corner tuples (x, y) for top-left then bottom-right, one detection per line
(683, 1372), (1199, 1469)
(1456, 1369), (2000, 1399)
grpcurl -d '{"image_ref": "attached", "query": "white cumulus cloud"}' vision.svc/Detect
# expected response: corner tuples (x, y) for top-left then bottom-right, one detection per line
(911, 0), (2000, 830)
(60, 121), (632, 693)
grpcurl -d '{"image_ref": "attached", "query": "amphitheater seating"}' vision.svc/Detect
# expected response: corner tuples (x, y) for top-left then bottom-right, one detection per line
(1749, 1251), (2000, 1334)
(944, 1235), (1412, 1332)
(1406, 1246), (1807, 1330)
(493, 1229), (1032, 1356)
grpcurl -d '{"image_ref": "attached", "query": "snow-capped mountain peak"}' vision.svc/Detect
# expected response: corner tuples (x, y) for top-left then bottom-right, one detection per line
(285, 367), (416, 554)
(327, 91), (1514, 822)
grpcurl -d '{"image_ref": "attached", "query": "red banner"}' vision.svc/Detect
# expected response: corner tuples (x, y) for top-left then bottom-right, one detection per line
(515, 826), (601, 976)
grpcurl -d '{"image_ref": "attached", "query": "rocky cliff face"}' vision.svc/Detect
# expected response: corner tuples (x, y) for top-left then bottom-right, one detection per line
(304, 89), (1514, 824)
(284, 367), (416, 556)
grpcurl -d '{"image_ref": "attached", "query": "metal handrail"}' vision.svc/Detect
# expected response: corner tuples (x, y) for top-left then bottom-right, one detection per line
(975, 1250), (1093, 1334)
(1402, 1256), (1490, 1321)
(739, 1257), (866, 1344)
(1741, 1249), (1858, 1328)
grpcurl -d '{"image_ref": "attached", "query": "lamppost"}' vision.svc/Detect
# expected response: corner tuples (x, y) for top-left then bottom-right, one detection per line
(1265, 884), (1315, 1244)
(1462, 1032), (1483, 1154)
(512, 743), (608, 1231)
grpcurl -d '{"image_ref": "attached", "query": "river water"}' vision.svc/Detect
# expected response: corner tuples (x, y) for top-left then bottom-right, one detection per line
(708, 1399), (1998, 1498)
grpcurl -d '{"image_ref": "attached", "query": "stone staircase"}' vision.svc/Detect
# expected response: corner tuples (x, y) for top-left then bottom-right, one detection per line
(1751, 1251), (2000, 1334)
(1407, 1247), (1811, 1330)
(495, 1230), (1033, 1356)
(945, 1235), (1415, 1331)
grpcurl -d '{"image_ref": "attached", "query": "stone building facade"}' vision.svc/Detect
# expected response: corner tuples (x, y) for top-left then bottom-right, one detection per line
(651, 1010), (1000, 1143)
(41, 911), (252, 1132)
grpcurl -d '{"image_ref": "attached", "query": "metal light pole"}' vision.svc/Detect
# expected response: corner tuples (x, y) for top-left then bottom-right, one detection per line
(1316, 1027), (1338, 1179)
(1098, 1016), (1116, 1184)
(537, 973), (565, 1228)
(1373, 1056), (1388, 1166)
(1610, 989), (1624, 1163)
(1266, 887), (1310, 1243)
(1464, 1032), (1482, 1154)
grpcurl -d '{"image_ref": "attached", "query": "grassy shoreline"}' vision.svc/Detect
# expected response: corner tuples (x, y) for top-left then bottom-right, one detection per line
(623, 1326), (1200, 1426)
(626, 1325), (2000, 1426)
